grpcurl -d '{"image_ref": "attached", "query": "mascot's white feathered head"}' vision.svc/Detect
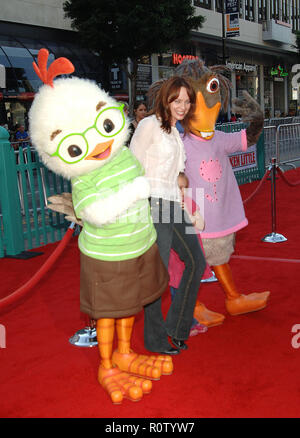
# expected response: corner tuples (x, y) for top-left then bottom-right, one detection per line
(29, 49), (129, 180)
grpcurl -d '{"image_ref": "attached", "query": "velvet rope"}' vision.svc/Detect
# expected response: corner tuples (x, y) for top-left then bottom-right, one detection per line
(0, 223), (75, 312)
(276, 167), (300, 187)
(242, 168), (271, 205)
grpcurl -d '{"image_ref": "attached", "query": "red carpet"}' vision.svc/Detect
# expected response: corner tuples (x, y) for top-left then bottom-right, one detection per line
(1, 168), (300, 418)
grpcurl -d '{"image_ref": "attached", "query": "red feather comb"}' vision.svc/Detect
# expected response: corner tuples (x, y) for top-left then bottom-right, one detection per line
(33, 48), (75, 87)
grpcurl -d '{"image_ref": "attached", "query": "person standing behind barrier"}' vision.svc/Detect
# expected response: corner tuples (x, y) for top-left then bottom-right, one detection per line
(127, 101), (147, 146)
(15, 125), (30, 148)
(130, 76), (206, 354)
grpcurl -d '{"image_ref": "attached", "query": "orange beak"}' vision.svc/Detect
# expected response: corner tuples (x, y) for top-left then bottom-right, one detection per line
(189, 91), (221, 140)
(85, 139), (113, 160)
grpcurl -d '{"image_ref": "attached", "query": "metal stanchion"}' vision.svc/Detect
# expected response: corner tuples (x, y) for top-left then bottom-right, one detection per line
(262, 157), (287, 243)
(69, 320), (98, 347)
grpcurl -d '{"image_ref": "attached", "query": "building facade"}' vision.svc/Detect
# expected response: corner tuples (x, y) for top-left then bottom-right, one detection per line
(146, 1), (300, 118)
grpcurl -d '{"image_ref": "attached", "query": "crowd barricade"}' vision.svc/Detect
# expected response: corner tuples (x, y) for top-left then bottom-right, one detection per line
(276, 123), (300, 168)
(270, 117), (293, 127)
(0, 137), (71, 258)
(264, 116), (296, 127)
(264, 116), (300, 126)
(263, 122), (300, 168)
(263, 125), (277, 166)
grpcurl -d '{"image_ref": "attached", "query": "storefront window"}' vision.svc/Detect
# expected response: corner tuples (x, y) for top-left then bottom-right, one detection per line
(263, 79), (272, 118)
(215, 0), (223, 13)
(245, 0), (255, 21)
(0, 46), (19, 94)
(282, 0), (289, 22)
(235, 68), (259, 104)
(2, 45), (37, 93)
(270, 0), (280, 20)
(258, 0), (267, 22)
(291, 0), (300, 31)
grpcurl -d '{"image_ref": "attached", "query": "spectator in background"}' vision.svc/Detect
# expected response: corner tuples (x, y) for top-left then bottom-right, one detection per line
(15, 125), (30, 148)
(217, 111), (228, 124)
(127, 101), (147, 146)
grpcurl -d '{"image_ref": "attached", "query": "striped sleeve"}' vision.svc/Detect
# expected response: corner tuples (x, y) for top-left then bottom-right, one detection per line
(71, 147), (144, 218)
(72, 177), (99, 218)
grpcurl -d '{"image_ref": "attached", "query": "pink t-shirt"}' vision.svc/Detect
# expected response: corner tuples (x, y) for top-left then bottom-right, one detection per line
(182, 130), (248, 238)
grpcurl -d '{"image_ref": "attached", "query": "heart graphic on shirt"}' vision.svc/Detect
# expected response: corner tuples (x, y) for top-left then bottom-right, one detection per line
(199, 159), (222, 202)
(199, 158), (222, 182)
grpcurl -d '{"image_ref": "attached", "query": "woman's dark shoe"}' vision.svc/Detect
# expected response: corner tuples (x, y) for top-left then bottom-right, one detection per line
(158, 346), (180, 355)
(171, 338), (188, 350)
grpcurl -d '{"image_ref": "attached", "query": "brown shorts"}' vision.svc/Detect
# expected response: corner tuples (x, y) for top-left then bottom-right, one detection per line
(80, 243), (169, 319)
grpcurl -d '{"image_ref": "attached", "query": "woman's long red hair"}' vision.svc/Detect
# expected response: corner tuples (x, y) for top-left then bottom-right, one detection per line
(153, 76), (196, 134)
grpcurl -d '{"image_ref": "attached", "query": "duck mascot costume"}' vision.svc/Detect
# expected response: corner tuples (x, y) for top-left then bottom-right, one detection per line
(164, 59), (270, 324)
(29, 49), (172, 404)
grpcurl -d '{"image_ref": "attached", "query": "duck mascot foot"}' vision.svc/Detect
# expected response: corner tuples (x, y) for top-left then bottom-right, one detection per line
(225, 291), (270, 315)
(213, 263), (270, 315)
(193, 301), (225, 327)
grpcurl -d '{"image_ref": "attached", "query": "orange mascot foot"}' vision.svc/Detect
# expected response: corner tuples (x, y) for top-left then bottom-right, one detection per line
(212, 264), (271, 316)
(98, 366), (152, 404)
(112, 350), (173, 379)
(193, 302), (225, 327)
(225, 291), (270, 315)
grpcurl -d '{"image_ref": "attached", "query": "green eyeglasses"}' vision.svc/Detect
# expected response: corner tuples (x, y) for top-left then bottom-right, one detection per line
(51, 105), (125, 164)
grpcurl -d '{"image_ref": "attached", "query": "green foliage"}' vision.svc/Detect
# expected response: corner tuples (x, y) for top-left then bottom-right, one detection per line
(63, 0), (204, 64)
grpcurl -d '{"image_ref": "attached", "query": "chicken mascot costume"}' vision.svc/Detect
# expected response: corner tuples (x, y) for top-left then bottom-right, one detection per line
(164, 59), (270, 324)
(29, 49), (172, 404)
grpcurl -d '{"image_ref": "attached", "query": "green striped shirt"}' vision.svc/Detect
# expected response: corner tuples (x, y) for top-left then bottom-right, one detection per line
(71, 146), (156, 261)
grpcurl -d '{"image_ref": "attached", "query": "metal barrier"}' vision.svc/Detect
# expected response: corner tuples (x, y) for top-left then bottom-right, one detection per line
(263, 116), (300, 127)
(0, 129), (71, 258)
(276, 123), (300, 168)
(264, 117), (293, 127)
(263, 125), (277, 166)
(264, 123), (300, 168)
